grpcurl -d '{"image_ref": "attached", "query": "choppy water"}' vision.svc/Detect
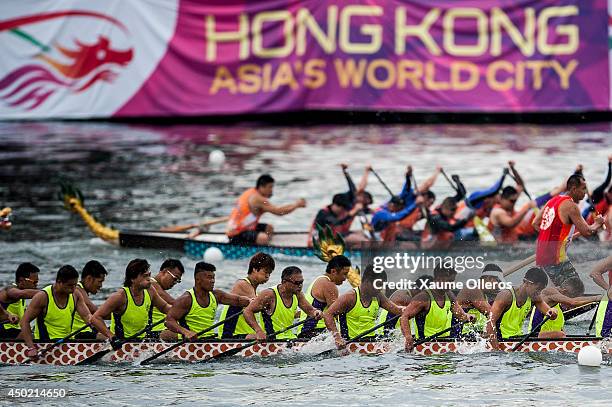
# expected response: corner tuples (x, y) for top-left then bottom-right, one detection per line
(0, 121), (611, 406)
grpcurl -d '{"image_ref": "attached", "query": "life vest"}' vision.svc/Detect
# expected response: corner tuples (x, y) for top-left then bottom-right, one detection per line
(454, 201), (489, 228)
(34, 285), (75, 340)
(226, 188), (262, 238)
(586, 199), (609, 225)
(398, 208), (421, 231)
(488, 204), (519, 243)
(536, 195), (574, 266)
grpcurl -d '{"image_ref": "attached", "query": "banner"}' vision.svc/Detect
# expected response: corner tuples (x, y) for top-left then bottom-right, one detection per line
(0, 0), (609, 119)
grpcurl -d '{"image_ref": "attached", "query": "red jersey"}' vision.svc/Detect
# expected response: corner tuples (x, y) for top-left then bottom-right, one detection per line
(536, 195), (574, 266)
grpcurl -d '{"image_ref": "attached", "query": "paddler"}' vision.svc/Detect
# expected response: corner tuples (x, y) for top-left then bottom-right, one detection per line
(323, 265), (404, 349)
(533, 173), (606, 286)
(594, 257), (612, 337)
(453, 264), (505, 338)
(421, 197), (474, 249)
(377, 274), (432, 337)
(244, 266), (323, 340)
(226, 174), (306, 245)
(338, 163), (373, 214)
(219, 252), (274, 339)
(73, 260), (108, 339)
(308, 194), (366, 245)
(371, 195), (425, 241)
(528, 277), (599, 338)
(164, 262), (251, 340)
(20, 265), (94, 358)
(90, 258), (171, 341)
(0, 262), (40, 339)
(148, 259), (185, 339)
(488, 186), (537, 243)
(583, 155), (612, 233)
(486, 267), (557, 350)
(401, 266), (475, 351)
(297, 255), (352, 339)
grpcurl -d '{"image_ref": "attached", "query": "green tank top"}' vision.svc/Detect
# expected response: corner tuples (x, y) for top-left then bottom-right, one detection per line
(150, 279), (167, 332)
(179, 289), (217, 339)
(339, 287), (380, 339)
(34, 285), (75, 340)
(111, 287), (151, 339)
(262, 286), (298, 339)
(298, 275), (330, 332)
(528, 303), (564, 333)
(415, 289), (451, 339)
(498, 288), (531, 338)
(375, 308), (414, 336)
(1, 284), (24, 330)
(218, 278), (261, 338)
(72, 282), (92, 334)
(595, 295), (611, 337)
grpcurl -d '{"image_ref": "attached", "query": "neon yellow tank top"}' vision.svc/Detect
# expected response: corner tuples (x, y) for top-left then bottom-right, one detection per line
(595, 295), (612, 337)
(34, 285), (75, 340)
(1, 284), (25, 330)
(497, 288), (531, 338)
(72, 282), (92, 334)
(111, 287), (151, 339)
(150, 278), (167, 332)
(262, 286), (298, 339)
(298, 275), (330, 332)
(415, 289), (451, 339)
(528, 303), (564, 333)
(339, 287), (380, 339)
(179, 289), (217, 339)
(218, 278), (261, 338)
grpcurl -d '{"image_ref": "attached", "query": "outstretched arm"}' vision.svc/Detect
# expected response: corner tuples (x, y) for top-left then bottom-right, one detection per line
(592, 157), (612, 204)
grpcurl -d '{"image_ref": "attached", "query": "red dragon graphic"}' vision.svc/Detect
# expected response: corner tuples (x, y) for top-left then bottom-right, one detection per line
(0, 11), (133, 110)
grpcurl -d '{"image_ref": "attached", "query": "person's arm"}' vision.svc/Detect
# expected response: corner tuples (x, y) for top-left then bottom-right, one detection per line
(532, 206), (544, 232)
(164, 293), (195, 340)
(533, 295), (556, 321)
(5, 287), (40, 300)
(323, 291), (355, 349)
(152, 281), (176, 306)
(591, 157), (612, 204)
(378, 293), (404, 316)
(214, 290), (251, 308)
(430, 213), (469, 233)
(0, 305), (18, 324)
(468, 170), (507, 208)
(320, 281), (340, 307)
(563, 201), (605, 237)
(19, 291), (47, 352)
(491, 203), (536, 228)
(73, 290), (93, 327)
(372, 198), (423, 229)
(243, 290), (273, 340)
(356, 165), (371, 194)
(400, 292), (428, 351)
(90, 290), (125, 340)
(451, 300), (475, 323)
(545, 289), (600, 308)
(75, 286), (97, 314)
(417, 166), (442, 193)
(149, 287), (171, 314)
(255, 194), (306, 216)
(590, 256), (612, 290)
(486, 290), (511, 350)
(297, 292), (322, 319)
(341, 163), (357, 201)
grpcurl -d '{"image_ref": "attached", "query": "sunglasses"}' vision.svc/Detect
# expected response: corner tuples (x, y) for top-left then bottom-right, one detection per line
(284, 279), (304, 286)
(167, 269), (181, 283)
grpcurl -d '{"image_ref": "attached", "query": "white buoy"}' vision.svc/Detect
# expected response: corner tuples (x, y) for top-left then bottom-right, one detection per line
(209, 149), (226, 168)
(203, 247), (224, 263)
(577, 345), (602, 367)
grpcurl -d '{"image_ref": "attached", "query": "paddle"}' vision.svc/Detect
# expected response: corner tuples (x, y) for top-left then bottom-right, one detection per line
(160, 216), (229, 233)
(370, 168), (394, 197)
(440, 168), (458, 192)
(507, 171), (533, 201)
(76, 318), (166, 366)
(511, 315), (551, 351)
(139, 311), (243, 365)
(24, 324), (93, 363)
(412, 321), (464, 349)
(203, 318), (313, 362)
(318, 314), (401, 357)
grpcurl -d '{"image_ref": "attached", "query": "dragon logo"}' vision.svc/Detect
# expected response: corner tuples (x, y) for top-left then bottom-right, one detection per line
(0, 11), (133, 110)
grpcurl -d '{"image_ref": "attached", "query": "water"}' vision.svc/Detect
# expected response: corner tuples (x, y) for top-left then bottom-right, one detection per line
(0, 121), (611, 406)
